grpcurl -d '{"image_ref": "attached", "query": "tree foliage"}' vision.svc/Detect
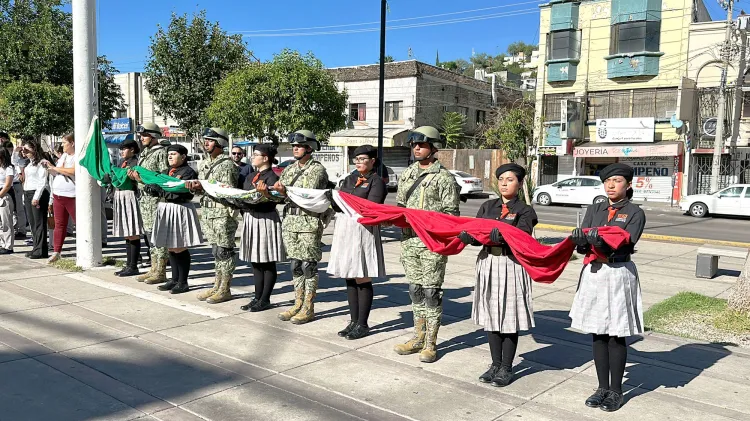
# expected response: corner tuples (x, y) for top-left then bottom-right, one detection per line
(438, 41), (538, 78)
(378, 55), (394, 64)
(144, 10), (249, 136)
(440, 112), (466, 149)
(0, 80), (73, 136)
(207, 49), (348, 144)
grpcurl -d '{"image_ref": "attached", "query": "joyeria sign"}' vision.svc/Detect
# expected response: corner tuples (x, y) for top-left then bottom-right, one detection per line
(574, 143), (680, 158)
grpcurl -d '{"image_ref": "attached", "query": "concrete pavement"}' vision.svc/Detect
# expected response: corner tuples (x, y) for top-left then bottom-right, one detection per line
(1, 228), (749, 421)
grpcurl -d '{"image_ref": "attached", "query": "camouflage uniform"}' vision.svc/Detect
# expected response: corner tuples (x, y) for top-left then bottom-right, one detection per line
(196, 154), (239, 303)
(394, 159), (460, 360)
(136, 144), (169, 283)
(277, 158), (329, 323)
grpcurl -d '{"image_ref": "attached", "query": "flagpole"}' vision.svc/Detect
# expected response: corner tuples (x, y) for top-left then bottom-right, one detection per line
(73, 0), (102, 267)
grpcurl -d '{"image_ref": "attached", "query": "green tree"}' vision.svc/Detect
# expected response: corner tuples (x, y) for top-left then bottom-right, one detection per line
(207, 49), (348, 144)
(378, 55), (394, 64)
(440, 112), (466, 149)
(481, 101), (537, 205)
(0, 80), (73, 137)
(97, 56), (125, 127)
(144, 10), (249, 136)
(506, 41), (536, 61)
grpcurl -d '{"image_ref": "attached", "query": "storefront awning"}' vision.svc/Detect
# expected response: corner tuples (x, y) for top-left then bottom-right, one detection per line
(573, 141), (683, 158)
(103, 133), (134, 145)
(328, 128), (410, 148)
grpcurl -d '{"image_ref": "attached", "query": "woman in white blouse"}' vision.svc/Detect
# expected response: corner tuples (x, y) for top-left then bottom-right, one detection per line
(21, 138), (50, 259)
(46, 134), (76, 263)
(0, 147), (15, 254)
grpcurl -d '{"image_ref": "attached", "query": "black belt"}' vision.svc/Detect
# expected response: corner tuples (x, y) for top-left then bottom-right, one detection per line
(484, 245), (513, 256)
(598, 255), (631, 263)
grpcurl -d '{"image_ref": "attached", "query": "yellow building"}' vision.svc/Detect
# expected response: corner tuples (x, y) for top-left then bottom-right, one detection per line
(534, 0), (713, 202)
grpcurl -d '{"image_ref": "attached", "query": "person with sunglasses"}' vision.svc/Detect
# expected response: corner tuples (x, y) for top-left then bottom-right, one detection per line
(393, 126), (460, 363)
(230, 146), (249, 187)
(327, 144), (387, 340)
(185, 127), (239, 304)
(273, 130), (329, 325)
(20, 137), (50, 259)
(128, 122), (170, 283)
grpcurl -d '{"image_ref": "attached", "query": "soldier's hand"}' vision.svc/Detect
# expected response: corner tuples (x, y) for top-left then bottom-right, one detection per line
(457, 231), (476, 245)
(273, 181), (286, 195)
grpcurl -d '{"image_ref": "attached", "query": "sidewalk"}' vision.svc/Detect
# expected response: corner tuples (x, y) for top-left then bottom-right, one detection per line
(0, 228), (748, 420)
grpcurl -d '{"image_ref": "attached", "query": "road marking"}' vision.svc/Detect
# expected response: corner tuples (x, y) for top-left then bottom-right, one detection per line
(535, 223), (750, 248)
(64, 273), (228, 319)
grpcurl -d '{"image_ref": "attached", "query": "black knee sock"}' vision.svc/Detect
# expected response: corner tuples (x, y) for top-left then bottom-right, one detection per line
(487, 331), (503, 366)
(252, 264), (264, 300)
(608, 336), (627, 394)
(124, 240), (134, 267)
(260, 262), (277, 303)
(130, 239), (141, 268)
(500, 333), (519, 369)
(593, 334), (611, 390)
(177, 250), (191, 283)
(356, 282), (373, 327)
(345, 279), (358, 322)
(168, 252), (179, 282)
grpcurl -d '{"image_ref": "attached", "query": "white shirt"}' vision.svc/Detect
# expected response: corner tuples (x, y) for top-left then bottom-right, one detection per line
(0, 166), (14, 196)
(11, 151), (26, 183)
(51, 153), (76, 198)
(23, 161), (49, 201)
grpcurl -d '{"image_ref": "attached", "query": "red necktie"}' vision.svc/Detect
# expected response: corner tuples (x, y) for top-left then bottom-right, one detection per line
(169, 168), (176, 177)
(607, 206), (617, 222)
(252, 173), (261, 185)
(355, 175), (367, 187)
(500, 204), (509, 219)
(121, 161), (127, 168)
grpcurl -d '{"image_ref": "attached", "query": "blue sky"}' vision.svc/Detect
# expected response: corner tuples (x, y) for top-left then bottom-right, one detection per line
(97, 0), (729, 73)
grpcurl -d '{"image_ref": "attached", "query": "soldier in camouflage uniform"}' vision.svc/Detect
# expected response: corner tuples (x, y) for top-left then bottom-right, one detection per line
(130, 122), (170, 284)
(273, 130), (329, 325)
(186, 128), (239, 304)
(393, 126), (460, 363)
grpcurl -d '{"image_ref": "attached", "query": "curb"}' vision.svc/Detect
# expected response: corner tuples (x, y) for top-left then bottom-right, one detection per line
(535, 223), (750, 248)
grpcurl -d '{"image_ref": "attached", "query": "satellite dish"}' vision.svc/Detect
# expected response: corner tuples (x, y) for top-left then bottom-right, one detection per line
(670, 113), (684, 129)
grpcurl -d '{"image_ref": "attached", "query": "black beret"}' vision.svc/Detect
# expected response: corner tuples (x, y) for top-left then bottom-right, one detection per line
(167, 144), (188, 155)
(353, 144), (378, 158)
(118, 138), (140, 153)
(495, 163), (526, 181)
(599, 163), (634, 182)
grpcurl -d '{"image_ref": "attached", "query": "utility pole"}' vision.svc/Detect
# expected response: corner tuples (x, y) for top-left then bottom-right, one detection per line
(730, 12), (748, 154)
(711, 0), (735, 192)
(72, 0), (103, 268)
(376, 0), (386, 177)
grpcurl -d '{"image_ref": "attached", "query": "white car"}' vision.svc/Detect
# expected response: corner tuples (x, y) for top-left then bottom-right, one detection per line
(451, 170), (483, 196)
(533, 176), (607, 206)
(680, 184), (750, 217)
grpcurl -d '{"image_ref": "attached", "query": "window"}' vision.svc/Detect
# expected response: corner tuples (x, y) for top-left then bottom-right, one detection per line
(458, 106), (469, 117)
(476, 110), (486, 125)
(384, 101), (402, 122)
(743, 92), (750, 118)
(719, 187), (744, 198)
(116, 109), (128, 119)
(610, 21), (661, 55)
(555, 178), (581, 187)
(580, 178), (602, 187)
(587, 88), (677, 121)
(349, 103), (366, 121)
(745, 187), (750, 198)
(543, 93), (576, 122)
(547, 30), (580, 61)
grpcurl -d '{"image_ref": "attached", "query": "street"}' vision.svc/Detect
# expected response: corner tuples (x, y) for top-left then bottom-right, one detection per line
(384, 194), (750, 244)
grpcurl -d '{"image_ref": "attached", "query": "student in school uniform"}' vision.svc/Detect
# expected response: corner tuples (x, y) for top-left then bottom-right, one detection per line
(111, 139), (144, 276)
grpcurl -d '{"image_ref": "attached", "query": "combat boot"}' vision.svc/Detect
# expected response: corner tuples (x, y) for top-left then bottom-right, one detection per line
(135, 251), (156, 282)
(278, 279), (305, 321)
(290, 278), (317, 325)
(197, 278), (220, 301)
(393, 318), (426, 355)
(419, 319), (441, 363)
(206, 274), (233, 304)
(144, 258), (169, 284)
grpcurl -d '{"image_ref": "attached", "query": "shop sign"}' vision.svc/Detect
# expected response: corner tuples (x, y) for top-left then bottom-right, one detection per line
(619, 156), (674, 177)
(595, 118), (655, 143)
(538, 146), (558, 156)
(102, 118), (132, 134)
(574, 142), (680, 157)
(632, 176), (673, 201)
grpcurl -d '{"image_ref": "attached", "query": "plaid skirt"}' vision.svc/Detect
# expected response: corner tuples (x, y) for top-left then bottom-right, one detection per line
(471, 250), (535, 333)
(327, 213), (385, 279)
(569, 261), (644, 337)
(239, 209), (286, 263)
(151, 202), (203, 249)
(112, 190), (144, 238)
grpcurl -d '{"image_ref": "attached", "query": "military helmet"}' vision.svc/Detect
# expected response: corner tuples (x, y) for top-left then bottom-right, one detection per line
(408, 126), (444, 149)
(203, 127), (230, 148)
(288, 129), (320, 151)
(136, 122), (162, 138)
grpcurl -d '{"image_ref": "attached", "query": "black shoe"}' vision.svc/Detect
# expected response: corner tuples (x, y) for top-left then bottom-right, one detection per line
(490, 366), (514, 387)
(158, 280), (178, 291)
(28, 254), (47, 260)
(250, 300), (272, 312)
(600, 391), (623, 412)
(479, 364), (502, 383)
(170, 282), (189, 294)
(585, 388), (610, 408)
(338, 320), (357, 337)
(117, 266), (140, 277)
(345, 324), (370, 340)
(241, 298), (259, 311)
(0, 248), (13, 255)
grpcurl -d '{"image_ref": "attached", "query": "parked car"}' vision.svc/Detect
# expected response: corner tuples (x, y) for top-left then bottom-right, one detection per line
(680, 184), (750, 217)
(273, 159), (294, 176)
(187, 153), (204, 172)
(450, 170), (483, 196)
(533, 176), (607, 206)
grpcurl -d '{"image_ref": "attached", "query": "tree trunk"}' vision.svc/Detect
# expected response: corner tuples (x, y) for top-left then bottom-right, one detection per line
(727, 250), (750, 314)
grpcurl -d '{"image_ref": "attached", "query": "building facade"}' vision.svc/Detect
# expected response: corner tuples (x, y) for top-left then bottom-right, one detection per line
(534, 0), (712, 203)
